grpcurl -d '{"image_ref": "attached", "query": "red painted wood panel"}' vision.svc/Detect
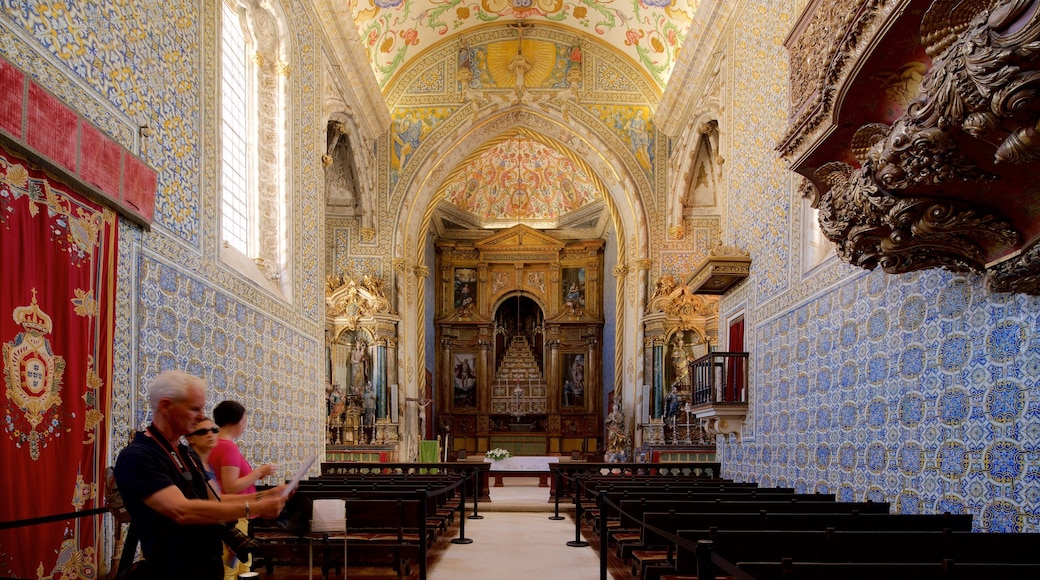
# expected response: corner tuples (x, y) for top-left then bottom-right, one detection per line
(0, 59), (24, 138)
(122, 150), (156, 221)
(80, 121), (121, 199)
(27, 82), (77, 173)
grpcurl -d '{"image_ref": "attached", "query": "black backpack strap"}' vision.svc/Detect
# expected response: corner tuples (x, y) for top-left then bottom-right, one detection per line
(114, 523), (139, 580)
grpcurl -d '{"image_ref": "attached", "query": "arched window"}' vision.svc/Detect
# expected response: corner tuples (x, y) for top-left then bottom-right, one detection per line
(221, 1), (251, 256)
(219, 0), (292, 298)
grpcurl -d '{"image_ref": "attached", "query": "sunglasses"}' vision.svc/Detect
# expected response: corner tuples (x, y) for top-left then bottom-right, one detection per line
(189, 426), (220, 437)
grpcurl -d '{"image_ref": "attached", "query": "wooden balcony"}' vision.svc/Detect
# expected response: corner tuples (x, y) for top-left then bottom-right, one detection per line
(688, 351), (748, 441)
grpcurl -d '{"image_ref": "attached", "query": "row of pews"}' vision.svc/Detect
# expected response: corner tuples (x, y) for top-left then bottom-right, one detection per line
(557, 467), (1040, 580)
(248, 462), (489, 579)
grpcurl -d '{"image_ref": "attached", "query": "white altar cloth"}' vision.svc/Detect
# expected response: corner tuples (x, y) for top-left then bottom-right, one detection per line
(484, 455), (560, 471)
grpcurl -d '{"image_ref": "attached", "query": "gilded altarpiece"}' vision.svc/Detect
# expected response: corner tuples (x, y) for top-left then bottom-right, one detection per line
(436, 225), (603, 456)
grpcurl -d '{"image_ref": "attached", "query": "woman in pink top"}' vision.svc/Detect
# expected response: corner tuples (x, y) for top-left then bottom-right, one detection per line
(209, 400), (277, 495)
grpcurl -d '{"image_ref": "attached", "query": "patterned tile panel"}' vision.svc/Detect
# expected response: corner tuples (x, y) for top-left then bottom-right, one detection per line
(718, 0), (1040, 533)
(131, 251), (325, 472)
(0, 0), (203, 246)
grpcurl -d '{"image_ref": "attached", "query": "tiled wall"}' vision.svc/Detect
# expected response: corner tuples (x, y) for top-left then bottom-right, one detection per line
(0, 0), (327, 476)
(722, 0), (1040, 532)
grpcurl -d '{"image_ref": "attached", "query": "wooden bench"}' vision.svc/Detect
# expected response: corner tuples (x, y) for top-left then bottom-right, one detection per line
(672, 529), (1040, 580)
(250, 473), (467, 579)
(620, 501), (890, 577)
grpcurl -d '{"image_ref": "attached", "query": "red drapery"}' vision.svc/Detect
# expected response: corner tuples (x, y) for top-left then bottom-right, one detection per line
(725, 318), (745, 402)
(0, 145), (117, 579)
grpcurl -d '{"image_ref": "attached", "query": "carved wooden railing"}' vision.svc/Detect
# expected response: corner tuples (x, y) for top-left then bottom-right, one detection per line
(689, 351), (748, 406)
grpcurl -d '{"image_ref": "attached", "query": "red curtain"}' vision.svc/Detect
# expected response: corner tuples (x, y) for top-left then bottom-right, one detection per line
(0, 145), (117, 579)
(725, 318), (745, 402)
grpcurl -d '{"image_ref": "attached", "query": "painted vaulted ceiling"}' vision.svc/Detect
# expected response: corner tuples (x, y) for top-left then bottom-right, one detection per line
(348, 0), (700, 90)
(321, 0), (704, 235)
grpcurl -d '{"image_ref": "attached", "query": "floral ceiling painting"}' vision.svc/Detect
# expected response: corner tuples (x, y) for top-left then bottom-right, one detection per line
(439, 132), (601, 226)
(350, 0), (699, 89)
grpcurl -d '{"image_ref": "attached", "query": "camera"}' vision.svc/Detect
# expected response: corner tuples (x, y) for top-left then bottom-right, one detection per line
(221, 522), (260, 562)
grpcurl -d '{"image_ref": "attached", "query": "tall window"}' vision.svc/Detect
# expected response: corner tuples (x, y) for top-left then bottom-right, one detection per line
(803, 199), (833, 273)
(221, 1), (251, 256)
(217, 0), (290, 297)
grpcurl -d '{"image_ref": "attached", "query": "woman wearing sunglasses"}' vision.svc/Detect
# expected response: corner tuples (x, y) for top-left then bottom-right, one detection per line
(186, 418), (221, 491)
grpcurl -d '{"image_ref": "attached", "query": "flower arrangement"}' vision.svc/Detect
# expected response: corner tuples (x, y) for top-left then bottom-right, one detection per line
(485, 448), (510, 461)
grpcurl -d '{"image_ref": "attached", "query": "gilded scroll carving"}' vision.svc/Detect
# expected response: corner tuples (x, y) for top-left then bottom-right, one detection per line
(326, 274), (393, 326)
(815, 160), (1017, 272)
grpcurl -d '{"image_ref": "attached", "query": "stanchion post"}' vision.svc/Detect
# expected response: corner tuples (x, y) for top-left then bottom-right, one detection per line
(566, 474), (589, 547)
(418, 489), (429, 580)
(467, 466), (483, 520)
(696, 539), (715, 580)
(599, 491), (608, 580)
(549, 467), (564, 520)
(451, 475), (473, 545)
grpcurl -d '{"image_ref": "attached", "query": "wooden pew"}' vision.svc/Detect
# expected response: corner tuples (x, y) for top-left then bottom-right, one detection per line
(250, 473), (466, 578)
(671, 529), (1040, 580)
(736, 560), (1040, 580)
(621, 501), (890, 576)
(341, 498), (435, 576)
(591, 489), (809, 531)
(653, 513), (970, 579)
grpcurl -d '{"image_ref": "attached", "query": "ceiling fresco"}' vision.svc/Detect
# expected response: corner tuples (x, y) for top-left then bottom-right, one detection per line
(439, 132), (601, 226)
(348, 0), (699, 89)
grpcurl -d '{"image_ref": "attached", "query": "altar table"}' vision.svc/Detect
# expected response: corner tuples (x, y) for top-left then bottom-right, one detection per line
(484, 455), (560, 488)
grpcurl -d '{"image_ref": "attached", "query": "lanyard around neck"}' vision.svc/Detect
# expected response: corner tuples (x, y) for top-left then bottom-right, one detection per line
(147, 424), (194, 482)
(146, 424), (224, 501)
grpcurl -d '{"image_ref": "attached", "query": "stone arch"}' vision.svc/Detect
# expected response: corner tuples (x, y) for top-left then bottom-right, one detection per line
(322, 109), (376, 232)
(389, 106), (652, 450)
(667, 107), (722, 240)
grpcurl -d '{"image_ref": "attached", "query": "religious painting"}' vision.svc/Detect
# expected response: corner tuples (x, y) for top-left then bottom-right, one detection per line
(454, 268), (477, 309)
(453, 352), (478, 408)
(561, 267), (585, 312)
(561, 352), (586, 408)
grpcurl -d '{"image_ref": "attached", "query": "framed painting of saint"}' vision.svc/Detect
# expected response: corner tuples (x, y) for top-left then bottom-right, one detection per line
(453, 352), (478, 408)
(561, 352), (585, 408)
(454, 268), (477, 309)
(561, 267), (585, 312)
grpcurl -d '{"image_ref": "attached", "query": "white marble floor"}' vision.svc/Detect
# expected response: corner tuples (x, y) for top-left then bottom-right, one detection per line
(428, 478), (613, 580)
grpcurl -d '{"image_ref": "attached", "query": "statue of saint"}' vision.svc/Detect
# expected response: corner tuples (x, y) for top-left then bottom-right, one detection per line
(664, 386), (681, 422)
(362, 382), (377, 427)
(351, 341), (368, 395)
(605, 401), (628, 462)
(671, 339), (693, 393)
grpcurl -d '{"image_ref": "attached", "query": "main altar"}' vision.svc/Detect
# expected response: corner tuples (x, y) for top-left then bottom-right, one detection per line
(436, 225), (603, 458)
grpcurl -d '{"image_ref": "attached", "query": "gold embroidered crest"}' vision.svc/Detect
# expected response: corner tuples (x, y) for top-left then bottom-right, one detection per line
(3, 289), (66, 460)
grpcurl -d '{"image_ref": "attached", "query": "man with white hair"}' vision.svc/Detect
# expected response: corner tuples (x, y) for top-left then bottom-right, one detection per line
(114, 370), (289, 579)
